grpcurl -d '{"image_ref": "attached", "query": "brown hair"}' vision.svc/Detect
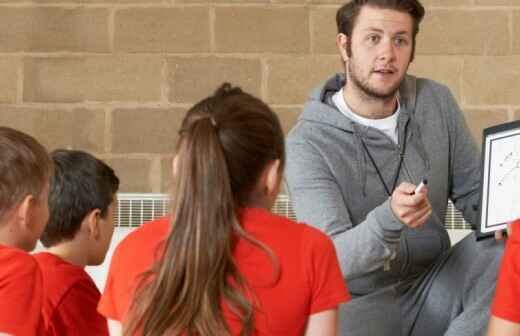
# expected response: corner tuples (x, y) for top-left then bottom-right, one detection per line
(40, 150), (119, 247)
(337, 0), (425, 61)
(0, 127), (52, 222)
(124, 83), (285, 336)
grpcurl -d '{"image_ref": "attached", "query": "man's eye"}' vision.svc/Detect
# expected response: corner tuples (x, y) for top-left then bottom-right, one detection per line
(394, 37), (409, 46)
(367, 35), (380, 44)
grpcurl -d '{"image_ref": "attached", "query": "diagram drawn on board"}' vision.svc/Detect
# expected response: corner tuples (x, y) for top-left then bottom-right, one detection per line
(497, 142), (520, 187)
(480, 122), (520, 235)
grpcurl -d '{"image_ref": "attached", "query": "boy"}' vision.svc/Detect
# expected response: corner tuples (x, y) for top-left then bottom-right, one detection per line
(34, 150), (119, 335)
(0, 126), (52, 335)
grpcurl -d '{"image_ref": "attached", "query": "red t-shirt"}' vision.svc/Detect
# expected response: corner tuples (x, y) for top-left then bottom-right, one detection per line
(34, 252), (108, 336)
(99, 208), (350, 335)
(492, 219), (520, 323)
(0, 244), (43, 336)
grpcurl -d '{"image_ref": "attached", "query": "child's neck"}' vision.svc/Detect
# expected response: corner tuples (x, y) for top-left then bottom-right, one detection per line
(0, 221), (30, 251)
(47, 241), (88, 267)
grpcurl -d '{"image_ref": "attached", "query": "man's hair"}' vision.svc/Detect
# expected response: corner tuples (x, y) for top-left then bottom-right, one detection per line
(0, 127), (51, 222)
(337, 0), (425, 60)
(40, 150), (119, 247)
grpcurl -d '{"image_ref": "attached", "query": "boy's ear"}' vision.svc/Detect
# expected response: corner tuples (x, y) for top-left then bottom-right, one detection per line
(265, 159), (281, 197)
(337, 33), (350, 62)
(84, 209), (101, 241)
(16, 194), (34, 230)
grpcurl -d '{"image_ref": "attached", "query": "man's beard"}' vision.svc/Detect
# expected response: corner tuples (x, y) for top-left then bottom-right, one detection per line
(347, 58), (405, 101)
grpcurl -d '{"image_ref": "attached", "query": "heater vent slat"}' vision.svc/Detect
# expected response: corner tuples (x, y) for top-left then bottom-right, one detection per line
(115, 193), (471, 230)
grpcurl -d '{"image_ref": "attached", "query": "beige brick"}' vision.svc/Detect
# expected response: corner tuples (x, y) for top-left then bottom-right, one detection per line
(408, 56), (463, 101)
(310, 0), (471, 4)
(215, 7), (309, 53)
(463, 57), (520, 105)
(161, 157), (173, 193)
(271, 0), (307, 3)
(24, 57), (163, 103)
(475, 0), (516, 5)
(463, 109), (509, 145)
(112, 108), (184, 154)
(104, 158), (153, 193)
(514, 11), (520, 55)
(0, 108), (105, 152)
(0, 8), (109, 52)
(274, 107), (302, 135)
(417, 10), (509, 56)
(13, 0), (166, 2)
(421, 0), (472, 5)
(312, 8), (338, 55)
(266, 56), (341, 104)
(308, 0), (346, 3)
(115, 8), (210, 53)
(168, 57), (261, 103)
(24, 58), (84, 103)
(0, 58), (19, 104)
(179, 0), (268, 3)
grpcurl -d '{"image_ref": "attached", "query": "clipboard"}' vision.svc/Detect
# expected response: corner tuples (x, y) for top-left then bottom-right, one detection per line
(477, 120), (520, 239)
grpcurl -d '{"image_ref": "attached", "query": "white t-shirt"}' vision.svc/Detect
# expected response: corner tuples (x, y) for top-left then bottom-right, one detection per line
(332, 88), (400, 144)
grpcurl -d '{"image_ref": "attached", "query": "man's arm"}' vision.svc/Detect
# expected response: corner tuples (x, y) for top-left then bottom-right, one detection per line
(286, 138), (431, 280)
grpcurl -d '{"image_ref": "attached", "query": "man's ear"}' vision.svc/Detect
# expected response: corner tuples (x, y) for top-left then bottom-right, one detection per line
(84, 209), (101, 241)
(265, 160), (281, 197)
(337, 33), (350, 62)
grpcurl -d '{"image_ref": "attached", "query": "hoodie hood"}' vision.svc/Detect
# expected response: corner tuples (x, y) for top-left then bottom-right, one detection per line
(297, 72), (425, 197)
(299, 72), (418, 133)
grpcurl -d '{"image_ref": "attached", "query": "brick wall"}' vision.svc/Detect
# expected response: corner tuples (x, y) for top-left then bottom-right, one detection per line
(0, 0), (518, 192)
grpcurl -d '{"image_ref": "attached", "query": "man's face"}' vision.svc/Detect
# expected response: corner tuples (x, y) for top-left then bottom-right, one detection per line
(346, 6), (414, 100)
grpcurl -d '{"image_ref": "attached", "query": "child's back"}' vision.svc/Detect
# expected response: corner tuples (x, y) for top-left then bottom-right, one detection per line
(34, 252), (107, 335)
(100, 209), (348, 335)
(0, 245), (44, 335)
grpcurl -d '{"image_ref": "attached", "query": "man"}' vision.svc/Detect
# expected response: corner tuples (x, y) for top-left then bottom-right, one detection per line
(285, 1), (503, 335)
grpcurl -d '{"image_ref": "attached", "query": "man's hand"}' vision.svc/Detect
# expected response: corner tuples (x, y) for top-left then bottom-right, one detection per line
(495, 223), (513, 241)
(390, 182), (432, 229)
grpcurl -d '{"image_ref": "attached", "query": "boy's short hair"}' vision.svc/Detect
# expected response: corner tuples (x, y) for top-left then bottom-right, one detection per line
(0, 127), (52, 222)
(40, 150), (119, 247)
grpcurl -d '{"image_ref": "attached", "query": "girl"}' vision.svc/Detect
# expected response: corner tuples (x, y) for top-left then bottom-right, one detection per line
(98, 84), (350, 335)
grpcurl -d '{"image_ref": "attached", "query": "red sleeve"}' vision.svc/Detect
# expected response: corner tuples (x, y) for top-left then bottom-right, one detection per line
(0, 252), (43, 336)
(491, 236), (520, 322)
(304, 227), (351, 315)
(51, 279), (108, 335)
(98, 244), (122, 321)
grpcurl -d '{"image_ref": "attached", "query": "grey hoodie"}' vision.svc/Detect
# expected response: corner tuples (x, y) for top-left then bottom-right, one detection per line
(285, 73), (481, 296)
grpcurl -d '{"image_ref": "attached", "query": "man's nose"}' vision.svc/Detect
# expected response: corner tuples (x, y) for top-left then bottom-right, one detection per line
(378, 39), (396, 62)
